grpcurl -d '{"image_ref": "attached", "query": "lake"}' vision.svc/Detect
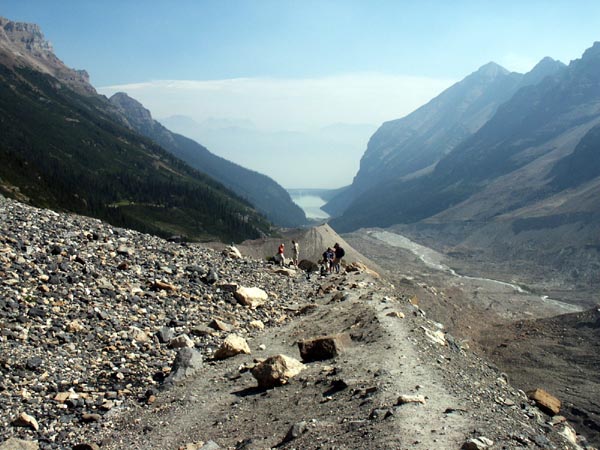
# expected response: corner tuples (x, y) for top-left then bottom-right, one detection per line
(290, 194), (330, 219)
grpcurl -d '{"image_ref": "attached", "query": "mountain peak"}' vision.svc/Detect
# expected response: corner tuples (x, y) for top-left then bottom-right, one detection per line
(109, 92), (156, 131)
(520, 56), (566, 87)
(0, 16), (95, 95)
(580, 41), (600, 60)
(475, 61), (510, 78)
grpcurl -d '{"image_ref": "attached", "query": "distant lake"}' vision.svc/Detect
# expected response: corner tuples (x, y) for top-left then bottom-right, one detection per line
(290, 194), (330, 219)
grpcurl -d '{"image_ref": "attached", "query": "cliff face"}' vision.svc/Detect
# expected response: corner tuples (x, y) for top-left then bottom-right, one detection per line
(0, 16), (95, 95)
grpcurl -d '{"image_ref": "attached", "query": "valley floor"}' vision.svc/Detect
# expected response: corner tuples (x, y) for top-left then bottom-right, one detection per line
(0, 195), (589, 449)
(342, 228), (600, 448)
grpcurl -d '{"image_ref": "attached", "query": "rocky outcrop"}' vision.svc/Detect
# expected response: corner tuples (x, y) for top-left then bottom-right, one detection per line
(0, 16), (95, 95)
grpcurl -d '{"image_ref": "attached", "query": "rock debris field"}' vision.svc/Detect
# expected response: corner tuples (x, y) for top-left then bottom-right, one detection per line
(0, 195), (593, 450)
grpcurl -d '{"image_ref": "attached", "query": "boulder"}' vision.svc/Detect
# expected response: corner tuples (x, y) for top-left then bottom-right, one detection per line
(396, 394), (426, 405)
(129, 326), (149, 342)
(251, 354), (305, 388)
(298, 333), (352, 362)
(281, 421), (308, 444)
(527, 388), (561, 415)
(222, 245), (242, 259)
(67, 319), (84, 333)
(558, 422), (578, 445)
(152, 280), (176, 291)
(156, 326), (175, 343)
(165, 348), (203, 384)
(201, 268), (219, 285)
(199, 441), (221, 450)
(298, 259), (319, 273)
(214, 334), (251, 360)
(0, 438), (39, 450)
(208, 318), (231, 332)
(11, 412), (39, 431)
(421, 326), (446, 346)
(168, 334), (194, 349)
(272, 267), (296, 277)
(344, 261), (380, 278)
(461, 437), (493, 450)
(234, 286), (268, 308)
(248, 320), (265, 330)
(72, 444), (100, 450)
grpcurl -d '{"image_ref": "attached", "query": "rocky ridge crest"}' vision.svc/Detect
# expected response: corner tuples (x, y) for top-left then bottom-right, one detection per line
(0, 16), (94, 95)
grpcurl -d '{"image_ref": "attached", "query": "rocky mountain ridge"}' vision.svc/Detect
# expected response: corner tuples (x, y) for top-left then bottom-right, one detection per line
(0, 15), (276, 243)
(0, 194), (590, 449)
(0, 16), (94, 95)
(329, 42), (600, 290)
(323, 58), (565, 216)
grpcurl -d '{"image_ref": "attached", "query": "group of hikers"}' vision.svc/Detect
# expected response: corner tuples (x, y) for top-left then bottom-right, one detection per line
(321, 243), (345, 274)
(275, 240), (345, 276)
(276, 240), (300, 267)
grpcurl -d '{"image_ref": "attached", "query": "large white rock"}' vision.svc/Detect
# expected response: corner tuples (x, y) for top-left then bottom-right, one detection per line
(251, 354), (305, 388)
(222, 245), (242, 259)
(234, 286), (268, 308)
(214, 334), (251, 359)
(420, 326), (446, 346)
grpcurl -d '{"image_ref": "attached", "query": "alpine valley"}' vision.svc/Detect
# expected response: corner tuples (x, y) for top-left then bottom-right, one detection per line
(1, 13), (600, 450)
(0, 16), (305, 243)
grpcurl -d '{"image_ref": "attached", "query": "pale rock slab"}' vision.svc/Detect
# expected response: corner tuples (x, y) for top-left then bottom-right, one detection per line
(214, 334), (251, 360)
(234, 286), (268, 308)
(251, 354), (305, 388)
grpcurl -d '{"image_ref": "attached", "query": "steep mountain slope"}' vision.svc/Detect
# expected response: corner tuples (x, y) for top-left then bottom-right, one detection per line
(332, 42), (600, 287)
(108, 93), (307, 228)
(324, 59), (565, 216)
(0, 17), (270, 242)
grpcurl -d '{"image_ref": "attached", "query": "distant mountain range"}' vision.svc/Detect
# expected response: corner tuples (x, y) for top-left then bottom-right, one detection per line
(329, 42), (600, 288)
(109, 93), (307, 228)
(0, 16), (276, 242)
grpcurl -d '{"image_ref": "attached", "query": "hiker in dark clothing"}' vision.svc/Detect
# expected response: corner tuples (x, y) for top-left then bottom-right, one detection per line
(333, 243), (345, 274)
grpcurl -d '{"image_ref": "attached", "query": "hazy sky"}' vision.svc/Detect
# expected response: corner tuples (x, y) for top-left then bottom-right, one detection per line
(2, 1), (600, 187)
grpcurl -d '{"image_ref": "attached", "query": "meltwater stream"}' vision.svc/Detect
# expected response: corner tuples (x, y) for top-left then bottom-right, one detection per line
(368, 229), (582, 314)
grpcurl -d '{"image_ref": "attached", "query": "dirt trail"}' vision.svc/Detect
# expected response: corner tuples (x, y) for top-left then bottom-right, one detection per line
(94, 270), (473, 449)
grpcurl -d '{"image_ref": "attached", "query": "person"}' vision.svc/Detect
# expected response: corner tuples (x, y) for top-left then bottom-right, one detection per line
(277, 243), (285, 267)
(325, 247), (335, 273)
(333, 243), (345, 274)
(291, 240), (299, 267)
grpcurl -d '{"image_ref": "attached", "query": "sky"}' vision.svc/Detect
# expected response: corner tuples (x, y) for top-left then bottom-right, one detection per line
(2, 1), (600, 188)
